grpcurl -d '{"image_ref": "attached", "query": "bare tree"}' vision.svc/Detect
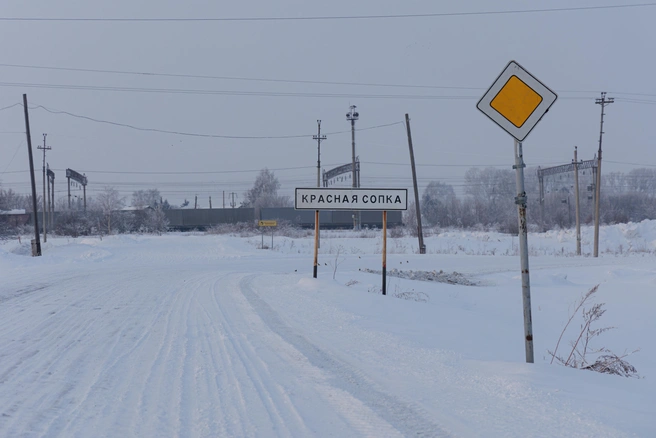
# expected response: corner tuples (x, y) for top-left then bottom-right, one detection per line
(421, 181), (458, 227)
(132, 189), (161, 208)
(244, 168), (291, 215)
(95, 186), (124, 234)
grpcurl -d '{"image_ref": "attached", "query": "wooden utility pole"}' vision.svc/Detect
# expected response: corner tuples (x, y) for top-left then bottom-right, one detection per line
(23, 94), (41, 256)
(573, 147), (582, 255)
(405, 114), (425, 254)
(382, 211), (387, 295)
(46, 164), (51, 229)
(194, 195), (197, 209)
(209, 196), (212, 209)
(593, 92), (613, 257)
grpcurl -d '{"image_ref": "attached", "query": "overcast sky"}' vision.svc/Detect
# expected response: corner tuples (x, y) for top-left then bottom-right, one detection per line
(1, 0), (654, 207)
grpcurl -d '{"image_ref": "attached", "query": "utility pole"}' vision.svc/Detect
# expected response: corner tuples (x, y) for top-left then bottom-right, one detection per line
(23, 94), (41, 256)
(405, 114), (426, 254)
(573, 147), (582, 255)
(46, 164), (51, 229)
(194, 195), (198, 209)
(38, 133), (51, 242)
(593, 92), (613, 257)
(313, 120), (326, 248)
(313, 120), (327, 187)
(209, 196), (212, 209)
(230, 192), (237, 208)
(223, 191), (225, 209)
(346, 105), (360, 229)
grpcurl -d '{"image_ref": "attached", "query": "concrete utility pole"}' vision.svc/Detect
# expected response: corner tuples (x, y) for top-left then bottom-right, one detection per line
(23, 94), (41, 256)
(313, 120), (326, 248)
(313, 120), (327, 188)
(405, 114), (426, 254)
(346, 105), (360, 229)
(38, 134), (51, 242)
(593, 92), (613, 257)
(573, 147), (582, 255)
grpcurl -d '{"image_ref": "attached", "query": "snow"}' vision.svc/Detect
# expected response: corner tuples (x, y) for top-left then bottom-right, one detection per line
(1, 221), (655, 437)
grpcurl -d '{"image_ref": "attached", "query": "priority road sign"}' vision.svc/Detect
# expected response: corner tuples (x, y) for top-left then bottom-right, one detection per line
(477, 60), (557, 142)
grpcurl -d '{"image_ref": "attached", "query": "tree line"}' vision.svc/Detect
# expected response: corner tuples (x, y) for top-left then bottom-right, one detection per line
(3, 166), (655, 237)
(412, 167), (656, 233)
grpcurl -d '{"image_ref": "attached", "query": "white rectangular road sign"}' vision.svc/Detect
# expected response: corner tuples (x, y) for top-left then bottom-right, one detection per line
(477, 60), (557, 142)
(295, 188), (407, 211)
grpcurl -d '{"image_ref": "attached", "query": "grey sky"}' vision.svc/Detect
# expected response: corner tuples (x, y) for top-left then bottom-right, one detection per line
(1, 0), (654, 207)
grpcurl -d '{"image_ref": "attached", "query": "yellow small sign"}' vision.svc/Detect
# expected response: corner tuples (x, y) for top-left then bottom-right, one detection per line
(490, 75), (543, 128)
(258, 220), (277, 227)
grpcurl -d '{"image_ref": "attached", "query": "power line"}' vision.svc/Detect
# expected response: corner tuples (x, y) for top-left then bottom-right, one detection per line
(1, 4), (654, 22)
(0, 81), (479, 100)
(0, 63), (484, 92)
(3, 64), (656, 98)
(32, 104), (403, 139)
(0, 103), (22, 112)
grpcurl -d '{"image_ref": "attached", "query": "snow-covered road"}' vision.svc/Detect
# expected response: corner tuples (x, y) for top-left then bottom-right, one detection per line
(1, 231), (654, 436)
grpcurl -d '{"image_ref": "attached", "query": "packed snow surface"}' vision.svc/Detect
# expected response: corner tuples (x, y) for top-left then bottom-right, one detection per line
(1, 221), (655, 437)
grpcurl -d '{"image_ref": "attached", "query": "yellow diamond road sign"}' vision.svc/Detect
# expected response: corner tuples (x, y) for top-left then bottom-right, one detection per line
(477, 61), (557, 142)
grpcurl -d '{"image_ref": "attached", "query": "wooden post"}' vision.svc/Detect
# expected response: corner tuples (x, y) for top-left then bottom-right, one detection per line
(313, 210), (319, 278)
(382, 210), (387, 295)
(405, 114), (426, 254)
(23, 94), (41, 256)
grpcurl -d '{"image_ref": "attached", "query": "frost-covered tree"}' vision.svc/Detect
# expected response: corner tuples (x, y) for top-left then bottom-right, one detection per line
(421, 181), (458, 227)
(132, 189), (161, 208)
(244, 168), (291, 214)
(95, 186), (124, 234)
(135, 206), (169, 234)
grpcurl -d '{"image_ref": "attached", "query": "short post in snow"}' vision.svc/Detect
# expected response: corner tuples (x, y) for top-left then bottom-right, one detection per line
(382, 210), (387, 295)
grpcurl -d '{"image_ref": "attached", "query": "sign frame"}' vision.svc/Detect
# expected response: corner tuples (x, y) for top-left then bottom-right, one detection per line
(295, 188), (407, 211)
(477, 60), (557, 142)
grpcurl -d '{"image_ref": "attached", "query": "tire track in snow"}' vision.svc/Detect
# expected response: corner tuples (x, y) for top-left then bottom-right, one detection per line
(209, 275), (308, 437)
(239, 274), (451, 438)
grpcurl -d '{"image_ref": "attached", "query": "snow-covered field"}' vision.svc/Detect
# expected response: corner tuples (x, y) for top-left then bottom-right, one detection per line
(1, 221), (655, 437)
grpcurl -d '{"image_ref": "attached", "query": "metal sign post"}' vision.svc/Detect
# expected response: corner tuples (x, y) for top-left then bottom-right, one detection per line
(477, 60), (557, 364)
(258, 220), (277, 249)
(514, 140), (534, 363)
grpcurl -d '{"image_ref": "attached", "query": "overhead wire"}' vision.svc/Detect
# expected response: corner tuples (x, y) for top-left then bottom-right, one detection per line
(30, 104), (404, 139)
(1, 3), (654, 22)
(2, 64), (655, 99)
